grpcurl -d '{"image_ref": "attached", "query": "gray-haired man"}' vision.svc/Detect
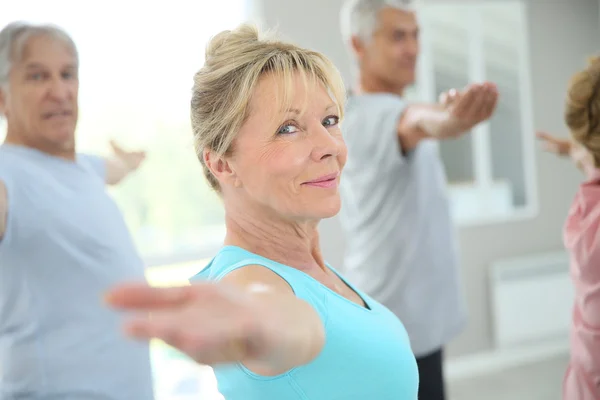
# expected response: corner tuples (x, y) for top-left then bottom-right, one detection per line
(338, 1), (499, 398)
(0, 21), (153, 399)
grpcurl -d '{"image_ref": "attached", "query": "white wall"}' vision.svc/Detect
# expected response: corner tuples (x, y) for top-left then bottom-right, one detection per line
(254, 0), (599, 359)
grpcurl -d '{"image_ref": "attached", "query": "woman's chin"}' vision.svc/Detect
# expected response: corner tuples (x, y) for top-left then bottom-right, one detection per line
(311, 199), (342, 220)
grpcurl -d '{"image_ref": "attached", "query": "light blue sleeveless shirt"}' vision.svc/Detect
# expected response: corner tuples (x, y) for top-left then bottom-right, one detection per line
(192, 245), (419, 400)
(0, 144), (154, 399)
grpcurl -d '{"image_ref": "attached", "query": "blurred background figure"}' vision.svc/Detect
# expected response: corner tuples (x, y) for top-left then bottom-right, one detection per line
(0, 21), (152, 399)
(337, 1), (497, 399)
(537, 56), (600, 400)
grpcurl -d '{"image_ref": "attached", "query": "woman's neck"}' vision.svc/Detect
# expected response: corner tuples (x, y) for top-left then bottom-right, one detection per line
(223, 204), (325, 273)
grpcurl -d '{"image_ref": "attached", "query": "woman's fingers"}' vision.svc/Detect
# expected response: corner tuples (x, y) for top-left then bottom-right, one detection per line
(106, 284), (193, 310)
(123, 304), (257, 365)
(106, 282), (266, 365)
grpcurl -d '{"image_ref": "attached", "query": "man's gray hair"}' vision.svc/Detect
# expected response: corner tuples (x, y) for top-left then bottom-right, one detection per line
(0, 21), (78, 92)
(340, 0), (416, 45)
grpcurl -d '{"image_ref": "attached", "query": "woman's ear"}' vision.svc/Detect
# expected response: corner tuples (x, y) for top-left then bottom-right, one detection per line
(203, 148), (240, 188)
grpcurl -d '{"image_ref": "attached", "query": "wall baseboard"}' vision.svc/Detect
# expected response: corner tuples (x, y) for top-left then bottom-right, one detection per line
(444, 337), (569, 382)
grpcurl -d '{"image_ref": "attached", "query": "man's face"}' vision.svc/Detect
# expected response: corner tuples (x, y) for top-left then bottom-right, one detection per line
(0, 34), (79, 156)
(354, 7), (420, 91)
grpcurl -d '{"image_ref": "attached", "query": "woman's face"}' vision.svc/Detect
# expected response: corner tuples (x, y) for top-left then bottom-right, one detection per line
(224, 72), (347, 222)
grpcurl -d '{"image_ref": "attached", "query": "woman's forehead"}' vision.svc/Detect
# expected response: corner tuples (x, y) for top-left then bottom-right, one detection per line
(249, 72), (335, 116)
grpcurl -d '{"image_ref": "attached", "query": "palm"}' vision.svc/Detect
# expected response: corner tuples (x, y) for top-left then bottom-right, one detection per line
(437, 82), (499, 138)
(109, 140), (146, 170)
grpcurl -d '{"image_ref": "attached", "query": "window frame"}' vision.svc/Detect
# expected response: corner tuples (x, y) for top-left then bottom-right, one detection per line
(415, 0), (539, 227)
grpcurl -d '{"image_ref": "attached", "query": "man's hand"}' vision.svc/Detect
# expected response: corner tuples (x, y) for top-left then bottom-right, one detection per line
(110, 140), (146, 172)
(397, 82), (498, 153)
(428, 82), (498, 139)
(105, 140), (147, 185)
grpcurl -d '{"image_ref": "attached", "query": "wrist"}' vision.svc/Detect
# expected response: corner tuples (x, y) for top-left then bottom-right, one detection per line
(121, 157), (135, 172)
(413, 105), (457, 139)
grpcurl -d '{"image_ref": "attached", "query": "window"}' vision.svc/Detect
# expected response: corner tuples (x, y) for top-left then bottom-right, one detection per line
(407, 1), (538, 226)
(1, 0), (250, 262)
(2, 1), (249, 398)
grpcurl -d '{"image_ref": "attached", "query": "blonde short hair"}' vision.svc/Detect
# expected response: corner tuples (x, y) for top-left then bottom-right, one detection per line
(565, 55), (600, 167)
(191, 23), (346, 191)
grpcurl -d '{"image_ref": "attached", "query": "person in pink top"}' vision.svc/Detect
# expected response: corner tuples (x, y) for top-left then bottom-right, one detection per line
(537, 55), (600, 400)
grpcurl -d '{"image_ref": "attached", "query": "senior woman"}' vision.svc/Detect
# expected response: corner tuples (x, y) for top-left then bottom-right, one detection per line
(107, 24), (419, 399)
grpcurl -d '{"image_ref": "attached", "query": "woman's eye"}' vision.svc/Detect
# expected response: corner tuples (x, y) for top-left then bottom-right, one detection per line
(277, 124), (300, 135)
(323, 115), (339, 127)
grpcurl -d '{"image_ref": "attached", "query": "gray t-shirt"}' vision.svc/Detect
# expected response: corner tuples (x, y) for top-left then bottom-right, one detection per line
(338, 93), (467, 357)
(0, 144), (154, 399)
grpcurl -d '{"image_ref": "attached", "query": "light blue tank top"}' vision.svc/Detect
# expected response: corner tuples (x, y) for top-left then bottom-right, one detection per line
(191, 245), (419, 400)
(0, 144), (154, 399)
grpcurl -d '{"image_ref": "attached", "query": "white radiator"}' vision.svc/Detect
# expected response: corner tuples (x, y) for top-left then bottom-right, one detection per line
(489, 251), (574, 349)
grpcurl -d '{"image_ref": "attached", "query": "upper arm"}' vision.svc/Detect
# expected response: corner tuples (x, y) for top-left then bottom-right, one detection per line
(219, 265), (323, 376)
(0, 180), (7, 240)
(219, 265), (296, 299)
(368, 100), (412, 165)
(78, 154), (130, 185)
(346, 99), (411, 168)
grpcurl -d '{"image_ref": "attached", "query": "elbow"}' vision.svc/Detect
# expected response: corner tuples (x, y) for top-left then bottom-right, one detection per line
(397, 107), (429, 153)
